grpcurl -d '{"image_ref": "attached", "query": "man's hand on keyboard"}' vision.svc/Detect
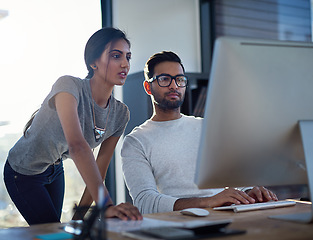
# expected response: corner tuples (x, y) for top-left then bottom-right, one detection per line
(246, 186), (278, 203)
(207, 187), (256, 208)
(205, 186), (278, 208)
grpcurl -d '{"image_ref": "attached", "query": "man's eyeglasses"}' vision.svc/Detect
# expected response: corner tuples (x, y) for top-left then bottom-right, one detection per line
(147, 74), (188, 87)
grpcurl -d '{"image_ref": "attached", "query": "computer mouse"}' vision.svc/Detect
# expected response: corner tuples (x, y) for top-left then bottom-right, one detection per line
(180, 208), (210, 217)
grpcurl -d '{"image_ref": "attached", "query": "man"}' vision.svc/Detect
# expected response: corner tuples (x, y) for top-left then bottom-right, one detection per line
(121, 51), (277, 214)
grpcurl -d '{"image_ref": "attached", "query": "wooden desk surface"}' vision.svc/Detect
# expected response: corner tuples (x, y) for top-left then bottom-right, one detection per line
(0, 201), (312, 240)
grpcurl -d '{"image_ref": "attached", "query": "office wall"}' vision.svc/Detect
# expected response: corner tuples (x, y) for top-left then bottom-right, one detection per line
(112, 0), (201, 74)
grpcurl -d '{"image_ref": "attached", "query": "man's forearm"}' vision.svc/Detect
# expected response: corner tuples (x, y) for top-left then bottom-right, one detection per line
(173, 197), (210, 211)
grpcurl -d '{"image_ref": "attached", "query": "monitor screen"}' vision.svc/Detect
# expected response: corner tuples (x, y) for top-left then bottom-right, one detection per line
(195, 37), (313, 189)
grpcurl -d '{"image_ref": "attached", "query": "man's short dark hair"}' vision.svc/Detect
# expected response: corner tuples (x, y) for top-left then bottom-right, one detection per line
(144, 51), (185, 80)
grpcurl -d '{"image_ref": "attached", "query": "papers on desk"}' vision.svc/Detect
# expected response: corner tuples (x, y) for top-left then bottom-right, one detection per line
(111, 218), (240, 240)
(106, 217), (180, 232)
(64, 218), (241, 239)
(106, 217), (231, 233)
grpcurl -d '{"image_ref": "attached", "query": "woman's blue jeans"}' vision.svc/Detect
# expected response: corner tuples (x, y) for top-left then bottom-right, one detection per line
(3, 160), (65, 225)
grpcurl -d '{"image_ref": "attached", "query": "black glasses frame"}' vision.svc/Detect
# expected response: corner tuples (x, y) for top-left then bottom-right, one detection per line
(147, 74), (188, 87)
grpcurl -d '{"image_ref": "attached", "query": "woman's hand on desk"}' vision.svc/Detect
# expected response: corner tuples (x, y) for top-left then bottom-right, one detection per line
(246, 186), (278, 203)
(105, 202), (143, 221)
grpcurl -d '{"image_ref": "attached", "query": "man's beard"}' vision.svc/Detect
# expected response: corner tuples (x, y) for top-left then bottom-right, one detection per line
(152, 89), (185, 111)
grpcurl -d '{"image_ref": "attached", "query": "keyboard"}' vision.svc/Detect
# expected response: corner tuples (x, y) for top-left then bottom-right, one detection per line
(213, 200), (296, 213)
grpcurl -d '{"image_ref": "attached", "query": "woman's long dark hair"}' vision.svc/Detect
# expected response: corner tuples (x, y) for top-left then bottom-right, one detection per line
(23, 109), (39, 137)
(23, 27), (130, 137)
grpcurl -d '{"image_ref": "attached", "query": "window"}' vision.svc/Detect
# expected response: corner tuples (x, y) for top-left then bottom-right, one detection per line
(0, 0), (101, 227)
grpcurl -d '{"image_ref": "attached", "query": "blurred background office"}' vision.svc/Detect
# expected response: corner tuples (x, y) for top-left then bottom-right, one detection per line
(0, 0), (312, 227)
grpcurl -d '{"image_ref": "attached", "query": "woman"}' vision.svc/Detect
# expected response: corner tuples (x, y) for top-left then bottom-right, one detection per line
(3, 27), (142, 225)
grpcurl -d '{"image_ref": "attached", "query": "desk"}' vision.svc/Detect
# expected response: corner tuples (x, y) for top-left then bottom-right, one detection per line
(0, 201), (312, 240)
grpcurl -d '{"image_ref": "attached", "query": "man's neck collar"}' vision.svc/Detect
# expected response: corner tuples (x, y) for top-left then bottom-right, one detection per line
(151, 113), (182, 122)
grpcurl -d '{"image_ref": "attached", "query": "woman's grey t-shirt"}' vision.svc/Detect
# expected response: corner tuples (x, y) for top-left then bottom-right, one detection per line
(7, 75), (129, 175)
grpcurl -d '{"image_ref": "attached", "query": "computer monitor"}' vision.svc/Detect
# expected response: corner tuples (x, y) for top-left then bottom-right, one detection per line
(195, 37), (313, 223)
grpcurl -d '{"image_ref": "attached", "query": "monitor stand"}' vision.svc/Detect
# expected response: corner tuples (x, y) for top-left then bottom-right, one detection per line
(269, 120), (313, 223)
